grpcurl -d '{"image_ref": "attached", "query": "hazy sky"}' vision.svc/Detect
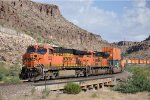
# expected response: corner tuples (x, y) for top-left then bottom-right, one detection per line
(32, 0), (150, 42)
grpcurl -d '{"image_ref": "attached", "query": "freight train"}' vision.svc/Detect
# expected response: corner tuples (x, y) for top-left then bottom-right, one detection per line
(20, 45), (125, 81)
(122, 59), (150, 64)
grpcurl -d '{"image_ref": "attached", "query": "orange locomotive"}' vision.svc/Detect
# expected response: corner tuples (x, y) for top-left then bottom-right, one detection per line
(20, 45), (124, 81)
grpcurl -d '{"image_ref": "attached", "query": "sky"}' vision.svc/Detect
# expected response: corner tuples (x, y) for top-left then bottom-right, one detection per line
(32, 0), (150, 42)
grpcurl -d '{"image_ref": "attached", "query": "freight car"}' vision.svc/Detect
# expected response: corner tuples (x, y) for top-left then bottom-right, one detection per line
(20, 45), (124, 81)
(123, 59), (150, 64)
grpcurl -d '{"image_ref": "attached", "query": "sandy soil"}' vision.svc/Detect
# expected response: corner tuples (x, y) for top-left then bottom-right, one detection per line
(7, 87), (150, 100)
(0, 71), (148, 100)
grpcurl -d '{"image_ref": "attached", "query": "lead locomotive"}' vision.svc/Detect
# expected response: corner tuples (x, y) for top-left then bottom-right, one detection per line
(20, 45), (124, 81)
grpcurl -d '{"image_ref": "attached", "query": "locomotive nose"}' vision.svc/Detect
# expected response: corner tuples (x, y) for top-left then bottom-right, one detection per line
(23, 53), (39, 68)
(30, 54), (37, 59)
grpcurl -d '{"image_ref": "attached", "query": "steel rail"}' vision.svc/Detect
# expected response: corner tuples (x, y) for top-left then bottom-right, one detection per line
(33, 74), (115, 86)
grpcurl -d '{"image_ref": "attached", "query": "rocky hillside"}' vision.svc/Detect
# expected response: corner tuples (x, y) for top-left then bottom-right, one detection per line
(113, 41), (139, 52)
(144, 36), (150, 41)
(0, 26), (36, 64)
(0, 0), (113, 64)
(0, 0), (110, 51)
(115, 36), (150, 59)
(0, 0), (149, 64)
(125, 36), (150, 59)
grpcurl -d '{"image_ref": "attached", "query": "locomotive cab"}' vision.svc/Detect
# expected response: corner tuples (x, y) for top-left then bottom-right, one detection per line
(20, 45), (54, 80)
(23, 45), (53, 68)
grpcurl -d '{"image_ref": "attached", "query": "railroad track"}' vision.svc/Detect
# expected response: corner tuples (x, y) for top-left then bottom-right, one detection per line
(0, 72), (128, 92)
(32, 71), (128, 85)
(33, 74), (115, 86)
(31, 73), (121, 91)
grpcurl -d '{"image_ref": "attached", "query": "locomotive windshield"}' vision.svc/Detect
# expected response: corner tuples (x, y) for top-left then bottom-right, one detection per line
(37, 48), (47, 54)
(27, 47), (35, 53)
(95, 52), (110, 58)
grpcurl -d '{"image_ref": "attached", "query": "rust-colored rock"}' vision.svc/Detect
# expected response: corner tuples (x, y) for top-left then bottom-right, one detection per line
(0, 0), (112, 64)
(115, 36), (150, 59)
(0, 0), (110, 51)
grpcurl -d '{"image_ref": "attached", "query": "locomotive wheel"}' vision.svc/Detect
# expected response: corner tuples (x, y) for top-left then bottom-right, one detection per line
(50, 71), (59, 79)
(28, 72), (34, 82)
(28, 67), (43, 82)
(109, 66), (113, 74)
(33, 75), (43, 82)
(20, 67), (28, 79)
(50, 75), (56, 79)
(75, 70), (80, 77)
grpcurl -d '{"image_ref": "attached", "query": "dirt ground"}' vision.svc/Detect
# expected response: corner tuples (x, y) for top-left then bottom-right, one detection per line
(0, 71), (149, 100)
(2, 87), (149, 100)
(0, 61), (148, 100)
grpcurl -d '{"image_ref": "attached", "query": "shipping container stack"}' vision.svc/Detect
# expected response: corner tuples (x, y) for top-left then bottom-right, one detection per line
(102, 47), (121, 68)
(125, 59), (150, 64)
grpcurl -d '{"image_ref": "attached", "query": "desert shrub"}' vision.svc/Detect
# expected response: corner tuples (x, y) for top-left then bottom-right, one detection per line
(41, 89), (50, 99)
(8, 65), (21, 76)
(0, 74), (3, 81)
(0, 67), (8, 81)
(64, 82), (81, 94)
(91, 93), (98, 98)
(3, 76), (20, 84)
(0, 63), (21, 84)
(114, 66), (150, 93)
(115, 75), (150, 93)
(31, 87), (36, 95)
(126, 65), (150, 78)
(0, 94), (3, 100)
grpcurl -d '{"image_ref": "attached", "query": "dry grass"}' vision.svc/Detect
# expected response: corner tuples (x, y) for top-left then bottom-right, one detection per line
(9, 87), (150, 100)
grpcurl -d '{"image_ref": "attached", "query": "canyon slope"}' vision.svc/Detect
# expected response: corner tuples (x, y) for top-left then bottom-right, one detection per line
(0, 0), (111, 64)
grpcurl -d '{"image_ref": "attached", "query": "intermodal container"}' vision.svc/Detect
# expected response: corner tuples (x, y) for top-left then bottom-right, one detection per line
(139, 60), (144, 64)
(102, 47), (121, 60)
(127, 60), (132, 64)
(122, 60), (126, 64)
(131, 60), (135, 64)
(143, 60), (147, 64)
(149, 60), (150, 64)
(131, 60), (139, 64)
(135, 60), (139, 64)
(146, 60), (150, 64)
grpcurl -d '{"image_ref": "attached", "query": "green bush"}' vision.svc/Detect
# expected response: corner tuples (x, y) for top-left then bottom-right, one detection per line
(91, 93), (98, 98)
(114, 66), (150, 93)
(0, 94), (3, 100)
(115, 75), (150, 93)
(3, 76), (20, 84)
(8, 65), (21, 76)
(125, 64), (150, 77)
(0, 67), (8, 81)
(0, 74), (3, 81)
(64, 83), (81, 94)
(0, 63), (21, 84)
(31, 87), (36, 95)
(41, 89), (50, 99)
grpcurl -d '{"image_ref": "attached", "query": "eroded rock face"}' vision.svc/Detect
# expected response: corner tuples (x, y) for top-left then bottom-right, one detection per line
(144, 35), (150, 41)
(115, 36), (150, 59)
(127, 42), (150, 54)
(0, 0), (112, 64)
(0, 27), (36, 64)
(115, 41), (138, 46)
(0, 0), (110, 51)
